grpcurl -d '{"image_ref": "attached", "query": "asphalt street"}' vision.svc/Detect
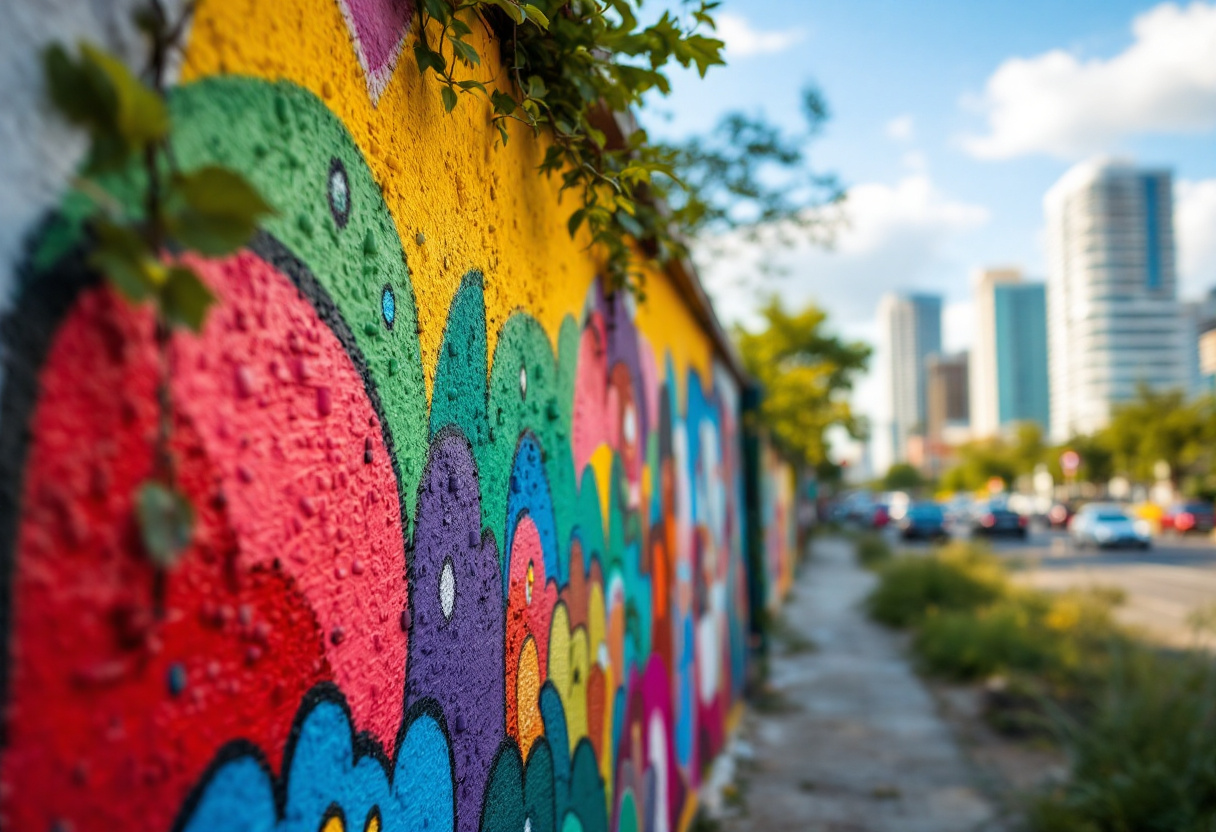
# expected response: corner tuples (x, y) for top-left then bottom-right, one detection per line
(906, 525), (1216, 648)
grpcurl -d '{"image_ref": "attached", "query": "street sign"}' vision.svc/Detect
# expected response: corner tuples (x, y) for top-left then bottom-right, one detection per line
(1060, 450), (1080, 475)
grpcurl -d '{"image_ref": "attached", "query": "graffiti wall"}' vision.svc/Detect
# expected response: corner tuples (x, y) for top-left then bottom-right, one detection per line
(0, 3), (791, 831)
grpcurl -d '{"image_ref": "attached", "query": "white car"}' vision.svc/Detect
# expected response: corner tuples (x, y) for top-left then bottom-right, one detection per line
(1070, 503), (1151, 550)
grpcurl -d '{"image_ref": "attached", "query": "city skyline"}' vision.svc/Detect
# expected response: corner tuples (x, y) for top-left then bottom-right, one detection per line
(646, 1), (1216, 473)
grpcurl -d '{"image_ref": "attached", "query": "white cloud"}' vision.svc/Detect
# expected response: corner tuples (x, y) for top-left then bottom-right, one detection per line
(1177, 178), (1216, 298)
(715, 12), (804, 58)
(886, 115), (915, 142)
(901, 150), (928, 172)
(962, 1), (1216, 159)
(695, 175), (988, 475)
(697, 175), (989, 330)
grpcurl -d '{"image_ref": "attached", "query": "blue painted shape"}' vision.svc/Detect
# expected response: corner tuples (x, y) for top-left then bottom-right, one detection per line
(180, 756), (276, 832)
(179, 694), (454, 832)
(382, 284), (396, 327)
(505, 432), (560, 590)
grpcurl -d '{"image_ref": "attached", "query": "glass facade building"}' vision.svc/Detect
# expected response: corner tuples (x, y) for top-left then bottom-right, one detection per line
(1044, 160), (1187, 441)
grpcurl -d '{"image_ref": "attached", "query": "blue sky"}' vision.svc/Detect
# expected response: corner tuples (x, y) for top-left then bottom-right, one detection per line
(645, 0), (1216, 471)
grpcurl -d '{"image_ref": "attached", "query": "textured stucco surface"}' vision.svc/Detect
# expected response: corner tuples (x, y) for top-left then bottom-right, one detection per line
(0, 5), (798, 832)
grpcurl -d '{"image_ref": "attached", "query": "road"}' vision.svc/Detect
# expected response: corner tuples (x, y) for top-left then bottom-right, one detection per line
(915, 526), (1216, 648)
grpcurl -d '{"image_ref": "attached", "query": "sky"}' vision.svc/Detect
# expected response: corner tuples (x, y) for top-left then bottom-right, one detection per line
(643, 0), (1216, 474)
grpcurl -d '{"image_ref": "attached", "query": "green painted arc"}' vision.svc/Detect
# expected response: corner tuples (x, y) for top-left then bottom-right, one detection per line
(25, 75), (430, 517)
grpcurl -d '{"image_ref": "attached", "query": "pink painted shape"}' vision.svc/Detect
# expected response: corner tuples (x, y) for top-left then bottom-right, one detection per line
(172, 251), (408, 749)
(572, 314), (610, 474)
(337, 0), (415, 98)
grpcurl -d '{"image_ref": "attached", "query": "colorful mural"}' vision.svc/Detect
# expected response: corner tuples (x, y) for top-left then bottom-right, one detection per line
(0, 3), (794, 831)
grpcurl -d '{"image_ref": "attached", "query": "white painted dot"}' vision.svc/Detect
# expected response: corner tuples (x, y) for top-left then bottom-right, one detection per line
(519, 365), (528, 399)
(622, 404), (637, 445)
(524, 819), (532, 832)
(525, 561), (534, 605)
(597, 642), (610, 670)
(440, 558), (456, 621)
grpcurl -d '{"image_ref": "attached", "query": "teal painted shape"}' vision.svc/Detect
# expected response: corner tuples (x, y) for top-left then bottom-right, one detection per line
(431, 271), (490, 448)
(538, 682), (571, 821)
(480, 743), (525, 832)
(617, 790), (640, 832)
(524, 738), (558, 832)
(568, 740), (607, 832)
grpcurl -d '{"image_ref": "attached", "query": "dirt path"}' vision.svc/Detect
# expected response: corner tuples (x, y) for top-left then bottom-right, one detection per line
(718, 537), (1000, 832)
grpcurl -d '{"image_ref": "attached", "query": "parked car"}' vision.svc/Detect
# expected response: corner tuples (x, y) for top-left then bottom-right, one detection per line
(1162, 501), (1215, 535)
(1070, 503), (1151, 549)
(866, 503), (890, 529)
(971, 502), (1027, 538)
(898, 502), (947, 541)
(1047, 501), (1076, 529)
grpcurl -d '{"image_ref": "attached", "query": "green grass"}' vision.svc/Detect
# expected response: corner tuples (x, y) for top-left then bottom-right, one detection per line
(866, 542), (1006, 627)
(865, 541), (1216, 831)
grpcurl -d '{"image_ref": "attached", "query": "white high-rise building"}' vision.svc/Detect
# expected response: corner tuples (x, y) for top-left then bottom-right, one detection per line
(880, 292), (942, 463)
(1044, 159), (1187, 441)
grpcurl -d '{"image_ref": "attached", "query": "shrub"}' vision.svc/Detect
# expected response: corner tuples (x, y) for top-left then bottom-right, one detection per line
(866, 542), (1005, 628)
(1032, 646), (1216, 832)
(854, 532), (892, 570)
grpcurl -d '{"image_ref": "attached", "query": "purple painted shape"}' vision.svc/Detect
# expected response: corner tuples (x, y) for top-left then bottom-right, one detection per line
(337, 0), (415, 100)
(406, 431), (505, 832)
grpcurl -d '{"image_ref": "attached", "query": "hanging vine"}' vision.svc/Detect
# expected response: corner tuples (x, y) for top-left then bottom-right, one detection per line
(43, 1), (274, 601)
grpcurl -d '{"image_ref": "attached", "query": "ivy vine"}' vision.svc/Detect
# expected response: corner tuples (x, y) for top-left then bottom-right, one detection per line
(412, 0), (727, 296)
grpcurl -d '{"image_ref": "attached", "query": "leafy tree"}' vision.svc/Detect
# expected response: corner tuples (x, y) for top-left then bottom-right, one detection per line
(882, 463), (924, 492)
(1102, 386), (1203, 485)
(940, 439), (1018, 493)
(735, 298), (870, 472)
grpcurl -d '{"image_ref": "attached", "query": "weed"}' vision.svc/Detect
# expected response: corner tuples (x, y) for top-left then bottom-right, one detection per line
(855, 532), (893, 570)
(1031, 646), (1216, 831)
(866, 542), (1005, 627)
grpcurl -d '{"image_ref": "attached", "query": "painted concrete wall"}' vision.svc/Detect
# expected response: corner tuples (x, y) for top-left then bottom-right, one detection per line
(0, 3), (797, 831)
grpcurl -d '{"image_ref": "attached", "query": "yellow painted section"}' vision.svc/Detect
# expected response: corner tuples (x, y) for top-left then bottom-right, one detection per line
(182, 0), (715, 399)
(516, 636), (543, 757)
(587, 445), (615, 533)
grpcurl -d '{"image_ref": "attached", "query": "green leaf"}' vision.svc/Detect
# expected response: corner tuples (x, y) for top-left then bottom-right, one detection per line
(521, 4), (550, 27)
(456, 79), (487, 93)
(43, 43), (115, 131)
(135, 480), (195, 569)
(486, 0), (525, 24)
(448, 36), (480, 66)
(448, 17), (472, 36)
(422, 0), (452, 22)
(441, 84), (458, 113)
(526, 75), (548, 99)
(89, 217), (158, 301)
(167, 166), (275, 256)
(160, 265), (215, 331)
(80, 43), (167, 145)
(567, 207), (587, 238)
(495, 121), (510, 146)
(413, 42), (447, 75)
(490, 90), (517, 115)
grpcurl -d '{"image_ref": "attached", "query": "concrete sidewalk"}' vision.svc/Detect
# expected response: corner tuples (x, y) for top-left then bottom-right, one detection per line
(720, 537), (998, 832)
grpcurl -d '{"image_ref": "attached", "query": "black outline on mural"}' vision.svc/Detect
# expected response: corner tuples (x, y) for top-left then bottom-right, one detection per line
(169, 682), (458, 832)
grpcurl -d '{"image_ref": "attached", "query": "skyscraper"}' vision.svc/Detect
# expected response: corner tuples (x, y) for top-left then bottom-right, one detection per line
(970, 269), (1050, 437)
(880, 292), (942, 462)
(1044, 160), (1187, 441)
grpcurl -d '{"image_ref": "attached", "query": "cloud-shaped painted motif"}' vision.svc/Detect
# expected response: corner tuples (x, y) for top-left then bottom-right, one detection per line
(178, 687), (453, 832)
